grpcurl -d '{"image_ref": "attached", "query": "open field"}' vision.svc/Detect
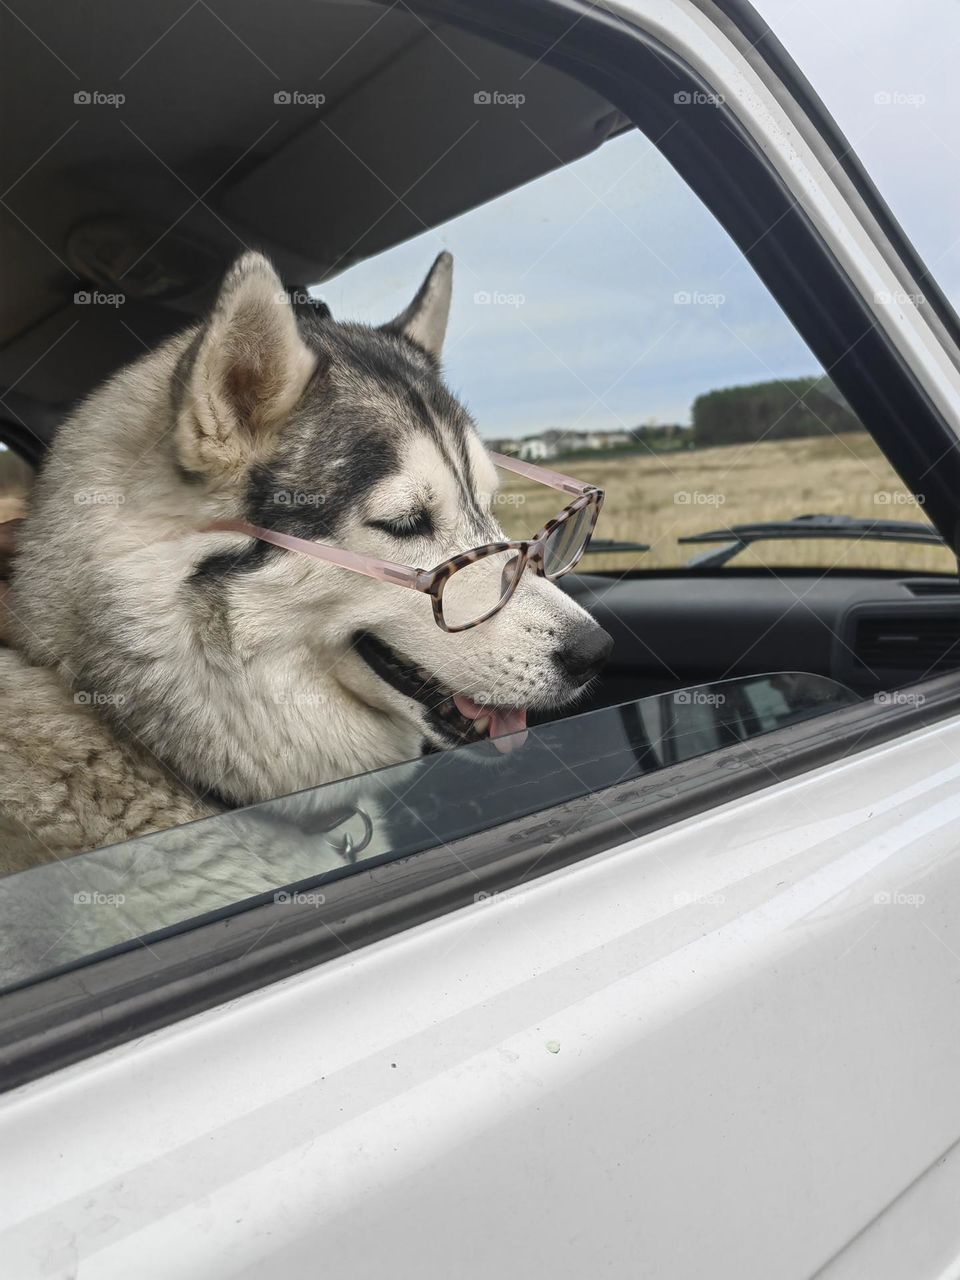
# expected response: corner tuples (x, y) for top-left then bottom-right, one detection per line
(1, 437), (954, 575)
(0, 449), (31, 525)
(496, 432), (956, 575)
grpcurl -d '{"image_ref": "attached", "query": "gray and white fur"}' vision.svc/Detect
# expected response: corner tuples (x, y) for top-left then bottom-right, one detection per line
(0, 251), (610, 876)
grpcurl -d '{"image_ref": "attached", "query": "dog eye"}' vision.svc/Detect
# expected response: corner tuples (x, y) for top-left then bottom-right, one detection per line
(367, 509), (434, 539)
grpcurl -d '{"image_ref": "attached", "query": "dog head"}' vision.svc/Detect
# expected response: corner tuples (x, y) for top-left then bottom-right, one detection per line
(178, 251), (612, 761)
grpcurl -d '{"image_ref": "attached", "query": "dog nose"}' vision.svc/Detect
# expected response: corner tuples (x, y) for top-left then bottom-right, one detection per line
(554, 625), (614, 686)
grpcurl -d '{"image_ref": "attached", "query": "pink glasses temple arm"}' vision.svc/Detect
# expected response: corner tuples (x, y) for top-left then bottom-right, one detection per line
(204, 520), (424, 588)
(486, 450), (597, 497)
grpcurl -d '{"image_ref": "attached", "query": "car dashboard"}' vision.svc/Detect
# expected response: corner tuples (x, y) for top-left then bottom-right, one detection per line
(563, 569), (960, 709)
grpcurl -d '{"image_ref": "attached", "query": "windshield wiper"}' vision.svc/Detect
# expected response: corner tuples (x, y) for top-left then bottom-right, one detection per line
(582, 537), (650, 555)
(678, 513), (946, 568)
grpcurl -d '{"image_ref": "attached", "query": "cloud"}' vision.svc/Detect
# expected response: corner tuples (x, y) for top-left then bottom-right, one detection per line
(321, 16), (958, 438)
(755, 0), (960, 304)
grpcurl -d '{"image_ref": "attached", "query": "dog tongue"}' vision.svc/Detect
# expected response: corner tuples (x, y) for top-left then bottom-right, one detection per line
(453, 694), (529, 754)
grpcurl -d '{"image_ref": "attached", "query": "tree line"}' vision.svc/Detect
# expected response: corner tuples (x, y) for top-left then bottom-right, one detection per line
(692, 377), (860, 447)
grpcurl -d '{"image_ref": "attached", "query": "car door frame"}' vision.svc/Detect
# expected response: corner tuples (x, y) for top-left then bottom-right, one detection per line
(4, 0), (960, 1090)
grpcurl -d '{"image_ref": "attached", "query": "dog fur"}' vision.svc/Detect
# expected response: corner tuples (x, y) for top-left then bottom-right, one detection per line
(0, 251), (610, 875)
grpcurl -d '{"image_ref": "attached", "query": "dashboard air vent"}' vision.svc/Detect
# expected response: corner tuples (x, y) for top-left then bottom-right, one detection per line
(903, 579), (960, 597)
(854, 612), (960, 673)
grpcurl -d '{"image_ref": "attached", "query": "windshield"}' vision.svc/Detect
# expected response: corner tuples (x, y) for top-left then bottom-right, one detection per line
(320, 130), (955, 575)
(0, 673), (856, 992)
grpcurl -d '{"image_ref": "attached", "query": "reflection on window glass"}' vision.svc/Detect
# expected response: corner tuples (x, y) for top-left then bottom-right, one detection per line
(0, 674), (856, 992)
(323, 130), (954, 574)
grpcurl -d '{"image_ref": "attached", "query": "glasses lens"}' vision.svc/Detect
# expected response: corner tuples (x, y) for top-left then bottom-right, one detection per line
(543, 502), (595, 577)
(441, 550), (522, 629)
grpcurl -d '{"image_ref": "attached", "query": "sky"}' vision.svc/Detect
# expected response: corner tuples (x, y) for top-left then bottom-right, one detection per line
(317, 0), (960, 441)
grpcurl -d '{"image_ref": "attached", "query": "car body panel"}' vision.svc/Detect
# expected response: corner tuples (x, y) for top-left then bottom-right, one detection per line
(3, 714), (960, 1277)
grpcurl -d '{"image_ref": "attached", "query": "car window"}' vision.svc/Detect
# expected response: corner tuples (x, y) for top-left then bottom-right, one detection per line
(0, 445), (31, 511)
(322, 128), (955, 574)
(0, 672), (855, 991)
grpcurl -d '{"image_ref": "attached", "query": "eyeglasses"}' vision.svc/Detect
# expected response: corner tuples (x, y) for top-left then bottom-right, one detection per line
(206, 452), (604, 631)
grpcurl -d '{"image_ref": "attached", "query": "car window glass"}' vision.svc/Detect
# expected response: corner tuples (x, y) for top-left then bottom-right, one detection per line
(0, 673), (856, 991)
(323, 129), (955, 574)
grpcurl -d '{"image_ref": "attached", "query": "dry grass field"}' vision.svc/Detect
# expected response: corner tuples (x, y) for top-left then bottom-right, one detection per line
(496, 431), (956, 575)
(0, 449), (30, 525)
(0, 436), (954, 575)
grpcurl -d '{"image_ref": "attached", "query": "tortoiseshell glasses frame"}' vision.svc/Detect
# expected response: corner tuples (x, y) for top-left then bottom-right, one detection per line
(206, 451), (604, 632)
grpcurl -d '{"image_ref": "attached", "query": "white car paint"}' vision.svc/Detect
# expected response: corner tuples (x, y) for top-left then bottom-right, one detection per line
(3, 714), (960, 1278)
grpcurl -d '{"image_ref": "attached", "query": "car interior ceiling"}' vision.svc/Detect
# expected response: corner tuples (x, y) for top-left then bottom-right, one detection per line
(0, 1), (624, 417)
(1, 0), (958, 732)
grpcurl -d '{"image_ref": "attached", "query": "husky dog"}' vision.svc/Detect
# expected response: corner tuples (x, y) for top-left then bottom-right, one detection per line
(0, 251), (611, 875)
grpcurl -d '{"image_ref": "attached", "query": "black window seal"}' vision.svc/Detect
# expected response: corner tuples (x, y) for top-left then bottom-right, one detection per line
(3, 668), (960, 1093)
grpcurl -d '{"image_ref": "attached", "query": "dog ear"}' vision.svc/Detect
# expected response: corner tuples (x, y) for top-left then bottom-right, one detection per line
(382, 251), (452, 358)
(176, 252), (316, 477)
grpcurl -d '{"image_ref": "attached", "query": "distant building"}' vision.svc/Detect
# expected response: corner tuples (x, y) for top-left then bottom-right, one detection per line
(517, 436), (559, 461)
(583, 431), (633, 450)
(499, 422), (691, 460)
(509, 428), (560, 460)
(516, 427), (635, 459)
(484, 437), (521, 456)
